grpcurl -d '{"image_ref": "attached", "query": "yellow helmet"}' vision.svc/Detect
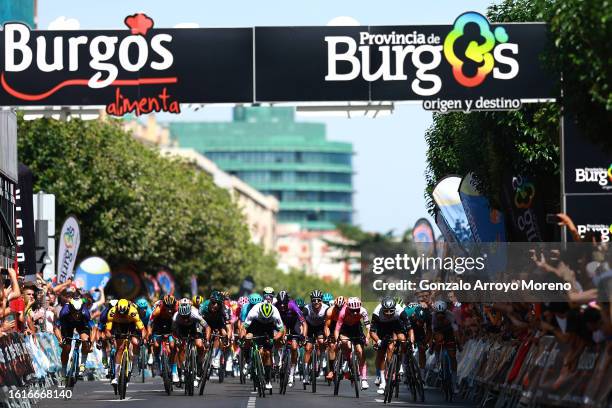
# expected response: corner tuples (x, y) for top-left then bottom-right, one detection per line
(117, 299), (130, 314)
(192, 295), (204, 307)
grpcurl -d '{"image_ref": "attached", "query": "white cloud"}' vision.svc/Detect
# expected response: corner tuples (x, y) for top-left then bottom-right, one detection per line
(327, 16), (361, 26)
(47, 16), (80, 30)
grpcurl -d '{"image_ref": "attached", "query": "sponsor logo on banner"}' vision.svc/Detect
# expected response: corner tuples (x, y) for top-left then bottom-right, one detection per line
(325, 12), (522, 111)
(574, 164), (612, 191)
(1, 13), (180, 116)
(576, 224), (612, 243)
(57, 216), (80, 283)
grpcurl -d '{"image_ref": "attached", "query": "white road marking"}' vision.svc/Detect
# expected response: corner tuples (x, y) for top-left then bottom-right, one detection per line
(247, 396), (256, 408)
(95, 397), (147, 402)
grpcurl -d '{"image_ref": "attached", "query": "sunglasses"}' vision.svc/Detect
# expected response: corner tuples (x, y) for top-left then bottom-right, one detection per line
(311, 299), (322, 303)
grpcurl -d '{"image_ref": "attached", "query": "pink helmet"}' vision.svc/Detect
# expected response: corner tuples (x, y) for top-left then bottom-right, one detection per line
(347, 297), (361, 310)
(238, 296), (249, 306)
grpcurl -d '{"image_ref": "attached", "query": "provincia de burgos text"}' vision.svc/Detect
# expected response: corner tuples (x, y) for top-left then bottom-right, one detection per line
(370, 254), (571, 293)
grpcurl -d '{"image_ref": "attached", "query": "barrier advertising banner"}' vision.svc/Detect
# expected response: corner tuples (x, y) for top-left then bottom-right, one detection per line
(56, 215), (80, 283)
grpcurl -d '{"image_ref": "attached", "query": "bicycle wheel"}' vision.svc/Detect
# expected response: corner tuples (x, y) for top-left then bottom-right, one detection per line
(199, 348), (212, 395)
(311, 347), (317, 393)
(161, 352), (172, 396)
(66, 347), (79, 389)
(239, 347), (246, 384)
(383, 354), (396, 404)
(351, 348), (360, 398)
(409, 352), (425, 402)
(219, 350), (225, 383)
(140, 347), (146, 383)
(118, 349), (129, 400)
(333, 353), (341, 396)
(279, 349), (288, 394)
(254, 350), (267, 398)
(442, 351), (453, 402)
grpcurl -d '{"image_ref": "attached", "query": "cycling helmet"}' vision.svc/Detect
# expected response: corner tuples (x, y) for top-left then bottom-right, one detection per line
(179, 298), (192, 316)
(347, 297), (361, 310)
(249, 293), (263, 305)
(277, 290), (290, 305)
(162, 295), (176, 308)
(405, 304), (419, 319)
(238, 296), (249, 306)
(295, 297), (305, 308)
(220, 291), (230, 300)
(393, 296), (405, 308)
(381, 296), (396, 312)
(322, 292), (334, 305)
(415, 306), (431, 322)
(192, 295), (204, 307)
(262, 286), (275, 297)
(335, 296), (346, 308)
(310, 290), (323, 300)
(117, 299), (130, 314)
(433, 300), (447, 312)
(210, 291), (224, 303)
(135, 298), (149, 309)
(407, 302), (419, 309)
(109, 299), (118, 308)
(69, 298), (83, 311)
(259, 302), (273, 319)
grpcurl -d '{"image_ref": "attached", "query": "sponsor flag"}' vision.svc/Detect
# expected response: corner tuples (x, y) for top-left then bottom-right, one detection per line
(412, 218), (436, 256)
(433, 176), (474, 248)
(459, 173), (507, 243)
(73, 256), (110, 291)
(156, 268), (175, 295)
(56, 215), (80, 283)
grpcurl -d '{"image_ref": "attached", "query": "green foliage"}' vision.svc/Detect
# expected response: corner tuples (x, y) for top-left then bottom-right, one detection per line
(17, 116), (262, 290)
(424, 0), (611, 213)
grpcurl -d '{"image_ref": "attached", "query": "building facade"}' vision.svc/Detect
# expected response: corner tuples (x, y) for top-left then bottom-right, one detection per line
(169, 107), (354, 230)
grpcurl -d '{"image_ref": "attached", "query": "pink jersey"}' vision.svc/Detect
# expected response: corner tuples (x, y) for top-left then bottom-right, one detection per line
(334, 305), (370, 337)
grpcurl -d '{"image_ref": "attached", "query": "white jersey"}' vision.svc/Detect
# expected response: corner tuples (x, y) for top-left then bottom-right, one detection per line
(244, 302), (284, 331)
(172, 306), (208, 329)
(372, 304), (402, 323)
(303, 303), (329, 326)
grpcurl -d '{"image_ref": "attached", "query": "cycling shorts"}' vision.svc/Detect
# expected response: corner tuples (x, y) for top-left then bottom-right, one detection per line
(338, 324), (365, 345)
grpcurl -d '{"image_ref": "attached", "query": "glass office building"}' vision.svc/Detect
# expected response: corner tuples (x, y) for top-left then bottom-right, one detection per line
(169, 107), (353, 230)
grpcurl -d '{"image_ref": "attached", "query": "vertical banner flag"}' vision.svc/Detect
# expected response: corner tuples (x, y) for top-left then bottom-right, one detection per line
(156, 268), (175, 295)
(56, 215), (80, 283)
(459, 173), (507, 243)
(412, 218), (436, 256)
(432, 176), (474, 247)
(190, 274), (198, 297)
(500, 173), (547, 242)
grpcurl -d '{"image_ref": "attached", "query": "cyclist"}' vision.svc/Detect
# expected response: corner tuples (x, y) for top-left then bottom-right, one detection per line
(239, 294), (263, 374)
(324, 296), (345, 381)
(294, 297), (306, 314)
(173, 298), (210, 385)
(334, 297), (370, 390)
(370, 297), (408, 394)
(302, 290), (329, 386)
(200, 291), (232, 374)
(243, 301), (285, 391)
(404, 304), (431, 380)
(430, 300), (460, 393)
(275, 290), (306, 387)
(134, 298), (153, 369)
(150, 295), (178, 382)
(104, 299), (147, 386)
(96, 298), (118, 374)
(192, 295), (205, 310)
(322, 292), (334, 307)
(54, 297), (94, 378)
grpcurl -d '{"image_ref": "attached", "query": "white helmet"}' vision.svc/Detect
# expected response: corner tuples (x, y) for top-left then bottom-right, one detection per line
(178, 298), (192, 316)
(433, 300), (447, 312)
(347, 297), (361, 310)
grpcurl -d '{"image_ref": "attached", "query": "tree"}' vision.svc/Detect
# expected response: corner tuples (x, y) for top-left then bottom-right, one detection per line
(17, 116), (261, 290)
(424, 0), (611, 213)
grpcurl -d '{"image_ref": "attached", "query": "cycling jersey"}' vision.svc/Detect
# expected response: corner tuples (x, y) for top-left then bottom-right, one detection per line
(304, 303), (329, 338)
(240, 303), (254, 322)
(138, 306), (152, 327)
(200, 302), (231, 330)
(371, 304), (407, 338)
(105, 304), (145, 331)
(325, 304), (342, 334)
(243, 303), (284, 332)
(334, 305), (370, 339)
(56, 303), (93, 336)
(277, 299), (305, 335)
(97, 305), (111, 330)
(172, 307), (208, 338)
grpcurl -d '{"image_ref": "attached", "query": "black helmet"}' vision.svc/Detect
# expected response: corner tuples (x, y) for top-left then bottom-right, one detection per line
(277, 290), (290, 305)
(381, 296), (396, 312)
(310, 290), (323, 300)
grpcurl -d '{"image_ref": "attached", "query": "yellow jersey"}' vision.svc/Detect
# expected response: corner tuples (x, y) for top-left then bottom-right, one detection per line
(105, 303), (145, 331)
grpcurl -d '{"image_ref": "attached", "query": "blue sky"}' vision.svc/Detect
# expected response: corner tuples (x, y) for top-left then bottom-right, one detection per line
(37, 0), (495, 235)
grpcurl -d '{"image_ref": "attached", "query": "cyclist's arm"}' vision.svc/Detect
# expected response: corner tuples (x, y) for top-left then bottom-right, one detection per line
(104, 307), (116, 335)
(334, 306), (346, 340)
(324, 307), (333, 338)
(370, 314), (380, 342)
(272, 308), (285, 341)
(360, 307), (371, 344)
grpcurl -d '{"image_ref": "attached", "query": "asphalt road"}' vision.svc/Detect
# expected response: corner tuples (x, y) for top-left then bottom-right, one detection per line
(37, 374), (477, 408)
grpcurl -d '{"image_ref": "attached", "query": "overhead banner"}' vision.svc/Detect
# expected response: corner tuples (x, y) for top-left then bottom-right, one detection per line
(432, 175), (474, 246)
(459, 172), (506, 243)
(56, 215), (80, 283)
(563, 116), (612, 195)
(0, 12), (555, 114)
(16, 163), (36, 278)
